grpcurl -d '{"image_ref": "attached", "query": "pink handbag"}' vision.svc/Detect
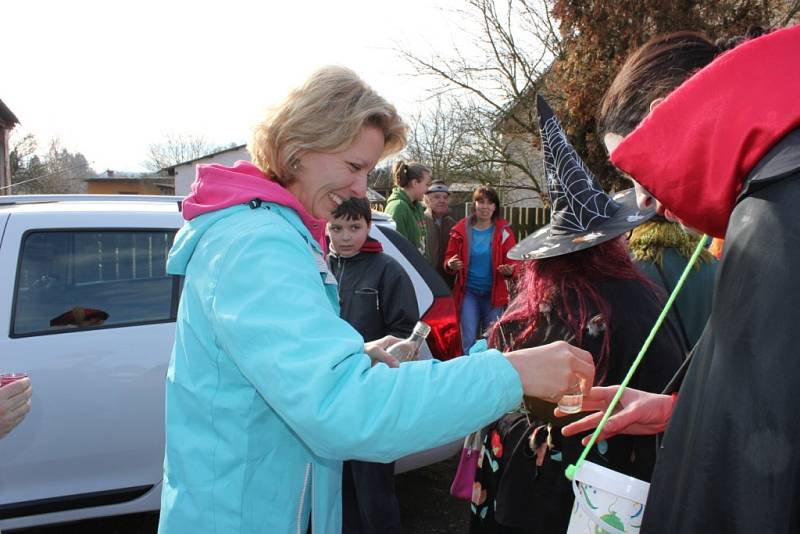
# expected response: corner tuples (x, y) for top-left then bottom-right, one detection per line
(450, 430), (484, 501)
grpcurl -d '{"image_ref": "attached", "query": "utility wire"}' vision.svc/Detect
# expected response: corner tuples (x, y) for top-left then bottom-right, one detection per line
(1, 163), (96, 192)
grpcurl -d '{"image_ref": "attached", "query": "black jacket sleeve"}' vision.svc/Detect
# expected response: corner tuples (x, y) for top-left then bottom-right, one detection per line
(378, 256), (419, 340)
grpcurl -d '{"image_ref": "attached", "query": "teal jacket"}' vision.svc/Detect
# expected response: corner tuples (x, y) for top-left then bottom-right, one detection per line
(384, 187), (426, 253)
(158, 162), (522, 534)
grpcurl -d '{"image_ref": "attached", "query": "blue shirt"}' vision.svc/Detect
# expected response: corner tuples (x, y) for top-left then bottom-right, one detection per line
(467, 225), (493, 295)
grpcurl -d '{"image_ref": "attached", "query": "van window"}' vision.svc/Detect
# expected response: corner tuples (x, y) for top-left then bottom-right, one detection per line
(12, 230), (180, 337)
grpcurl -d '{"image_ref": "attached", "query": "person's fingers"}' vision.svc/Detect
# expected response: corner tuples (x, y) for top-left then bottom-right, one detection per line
(369, 347), (399, 368)
(8, 398), (31, 419)
(374, 335), (402, 349)
(1, 411), (27, 435)
(2, 396), (30, 417)
(578, 386), (619, 410)
(0, 378), (31, 400)
(12, 386), (32, 404)
(554, 386), (621, 417)
(561, 411), (605, 437)
(579, 404), (649, 444)
(583, 386), (618, 399)
(1, 395), (30, 421)
(0, 399), (30, 438)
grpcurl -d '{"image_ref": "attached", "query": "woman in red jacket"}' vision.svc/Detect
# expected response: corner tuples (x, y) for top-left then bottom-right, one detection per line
(444, 185), (517, 353)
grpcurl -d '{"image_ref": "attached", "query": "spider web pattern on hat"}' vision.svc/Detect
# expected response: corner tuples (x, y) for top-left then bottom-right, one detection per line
(539, 97), (617, 235)
(507, 96), (656, 261)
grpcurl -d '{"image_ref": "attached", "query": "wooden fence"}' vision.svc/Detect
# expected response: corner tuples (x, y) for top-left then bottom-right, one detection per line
(372, 201), (551, 243)
(451, 204), (550, 242)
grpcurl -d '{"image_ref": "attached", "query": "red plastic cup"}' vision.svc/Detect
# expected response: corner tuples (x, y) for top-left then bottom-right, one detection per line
(0, 373), (28, 387)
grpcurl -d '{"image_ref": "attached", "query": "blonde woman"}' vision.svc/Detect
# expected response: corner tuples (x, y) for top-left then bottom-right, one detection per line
(157, 66), (594, 534)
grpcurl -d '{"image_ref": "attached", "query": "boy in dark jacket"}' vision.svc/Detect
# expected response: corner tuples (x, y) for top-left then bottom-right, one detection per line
(327, 197), (418, 534)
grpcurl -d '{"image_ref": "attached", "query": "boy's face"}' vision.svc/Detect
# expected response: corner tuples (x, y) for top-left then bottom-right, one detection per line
(328, 216), (371, 258)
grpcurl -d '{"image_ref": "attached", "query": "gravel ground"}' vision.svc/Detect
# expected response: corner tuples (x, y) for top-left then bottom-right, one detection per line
(16, 455), (470, 534)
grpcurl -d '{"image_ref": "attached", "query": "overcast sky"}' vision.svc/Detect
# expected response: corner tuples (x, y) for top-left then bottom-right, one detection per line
(4, 0), (475, 172)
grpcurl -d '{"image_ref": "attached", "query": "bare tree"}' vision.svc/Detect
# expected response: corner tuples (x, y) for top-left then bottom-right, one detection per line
(404, 97), (471, 183)
(144, 134), (219, 172)
(778, 0), (800, 25)
(8, 131), (37, 178)
(402, 0), (561, 204)
(403, 0), (800, 203)
(8, 135), (93, 194)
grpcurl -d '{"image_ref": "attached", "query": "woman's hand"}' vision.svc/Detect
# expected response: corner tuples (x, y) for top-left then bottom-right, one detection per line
(0, 378), (32, 439)
(447, 255), (463, 271)
(497, 264), (514, 277)
(505, 341), (595, 401)
(364, 336), (401, 368)
(557, 386), (674, 444)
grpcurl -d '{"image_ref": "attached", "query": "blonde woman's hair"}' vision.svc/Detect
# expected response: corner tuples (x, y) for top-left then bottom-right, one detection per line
(249, 66), (407, 184)
(391, 160), (431, 188)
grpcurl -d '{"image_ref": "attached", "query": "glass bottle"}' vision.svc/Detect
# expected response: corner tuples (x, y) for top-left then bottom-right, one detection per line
(386, 321), (431, 362)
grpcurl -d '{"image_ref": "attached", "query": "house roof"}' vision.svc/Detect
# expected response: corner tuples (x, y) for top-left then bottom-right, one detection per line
(86, 170), (174, 182)
(161, 144), (248, 173)
(0, 98), (20, 128)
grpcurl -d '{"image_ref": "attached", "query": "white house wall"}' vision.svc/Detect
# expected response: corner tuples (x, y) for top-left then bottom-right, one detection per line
(174, 146), (250, 196)
(503, 136), (545, 208)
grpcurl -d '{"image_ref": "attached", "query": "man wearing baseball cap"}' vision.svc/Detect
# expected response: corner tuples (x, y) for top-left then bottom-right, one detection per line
(423, 180), (456, 287)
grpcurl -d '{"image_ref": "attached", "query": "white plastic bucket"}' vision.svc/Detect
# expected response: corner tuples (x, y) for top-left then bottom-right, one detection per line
(566, 461), (650, 534)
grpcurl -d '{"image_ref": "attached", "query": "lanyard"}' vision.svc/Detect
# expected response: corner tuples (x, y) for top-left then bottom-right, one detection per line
(565, 234), (710, 480)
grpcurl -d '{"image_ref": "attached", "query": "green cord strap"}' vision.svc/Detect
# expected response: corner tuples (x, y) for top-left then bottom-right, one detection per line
(565, 234), (710, 481)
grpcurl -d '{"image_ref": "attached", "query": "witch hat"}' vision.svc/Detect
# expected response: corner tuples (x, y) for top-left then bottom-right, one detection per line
(508, 95), (655, 260)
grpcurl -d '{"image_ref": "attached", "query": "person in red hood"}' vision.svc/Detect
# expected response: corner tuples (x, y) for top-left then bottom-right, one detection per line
(444, 185), (517, 354)
(561, 26), (800, 533)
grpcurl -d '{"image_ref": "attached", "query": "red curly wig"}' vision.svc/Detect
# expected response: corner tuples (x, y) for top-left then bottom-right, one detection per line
(488, 236), (655, 383)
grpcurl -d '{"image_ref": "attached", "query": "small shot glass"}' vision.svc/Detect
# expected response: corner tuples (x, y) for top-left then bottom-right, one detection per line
(557, 382), (583, 414)
(0, 373), (29, 387)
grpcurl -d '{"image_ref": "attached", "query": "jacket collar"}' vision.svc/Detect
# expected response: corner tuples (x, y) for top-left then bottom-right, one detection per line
(328, 236), (383, 261)
(182, 160), (327, 251)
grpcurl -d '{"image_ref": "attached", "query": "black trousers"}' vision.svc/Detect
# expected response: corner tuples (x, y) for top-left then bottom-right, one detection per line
(342, 460), (402, 534)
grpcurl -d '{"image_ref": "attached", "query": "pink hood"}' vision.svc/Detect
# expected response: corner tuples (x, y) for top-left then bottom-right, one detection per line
(182, 160), (327, 250)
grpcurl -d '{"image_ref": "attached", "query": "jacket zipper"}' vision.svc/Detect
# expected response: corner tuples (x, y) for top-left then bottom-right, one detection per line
(311, 464), (316, 534)
(296, 463), (312, 534)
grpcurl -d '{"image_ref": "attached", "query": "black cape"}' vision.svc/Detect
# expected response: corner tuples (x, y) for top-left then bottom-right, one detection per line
(642, 130), (800, 532)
